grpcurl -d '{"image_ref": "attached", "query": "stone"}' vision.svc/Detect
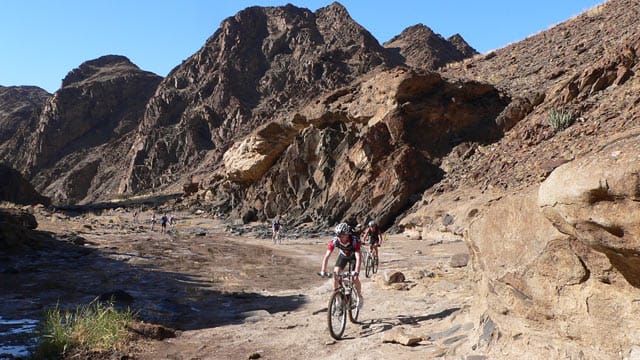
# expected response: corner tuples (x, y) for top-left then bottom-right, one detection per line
(382, 328), (422, 346)
(383, 270), (405, 285)
(449, 253), (469, 268)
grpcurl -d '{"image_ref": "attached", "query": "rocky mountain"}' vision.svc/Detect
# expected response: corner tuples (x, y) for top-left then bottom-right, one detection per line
(383, 24), (477, 70)
(1, 3), (476, 208)
(118, 2), (402, 195)
(1, 55), (162, 204)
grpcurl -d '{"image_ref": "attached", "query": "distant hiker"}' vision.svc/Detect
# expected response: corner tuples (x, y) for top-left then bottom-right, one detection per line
(132, 211), (138, 223)
(161, 214), (168, 233)
(150, 213), (157, 231)
(169, 215), (175, 228)
(272, 218), (282, 244)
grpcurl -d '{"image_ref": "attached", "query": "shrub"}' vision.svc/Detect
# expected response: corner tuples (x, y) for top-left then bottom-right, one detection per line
(33, 300), (135, 359)
(547, 108), (575, 131)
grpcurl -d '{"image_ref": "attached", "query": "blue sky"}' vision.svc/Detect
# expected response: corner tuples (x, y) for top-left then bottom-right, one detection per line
(1, 0), (604, 93)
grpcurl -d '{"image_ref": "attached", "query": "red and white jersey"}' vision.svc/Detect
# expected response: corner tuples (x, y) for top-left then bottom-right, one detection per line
(327, 234), (360, 257)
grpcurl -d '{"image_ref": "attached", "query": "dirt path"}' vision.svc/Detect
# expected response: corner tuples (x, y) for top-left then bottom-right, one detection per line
(128, 214), (478, 359)
(1, 209), (480, 359)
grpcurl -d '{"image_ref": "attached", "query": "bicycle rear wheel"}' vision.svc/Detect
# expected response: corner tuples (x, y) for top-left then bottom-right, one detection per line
(348, 289), (360, 323)
(327, 290), (347, 340)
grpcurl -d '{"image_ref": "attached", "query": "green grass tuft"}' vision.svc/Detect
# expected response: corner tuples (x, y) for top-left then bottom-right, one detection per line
(33, 299), (135, 359)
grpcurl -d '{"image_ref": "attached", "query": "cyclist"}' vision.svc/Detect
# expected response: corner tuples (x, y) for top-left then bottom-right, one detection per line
(320, 223), (363, 308)
(361, 220), (383, 262)
(352, 223), (364, 240)
(272, 218), (282, 244)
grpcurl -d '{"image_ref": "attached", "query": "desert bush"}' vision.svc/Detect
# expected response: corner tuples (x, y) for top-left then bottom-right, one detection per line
(33, 300), (135, 359)
(547, 108), (574, 131)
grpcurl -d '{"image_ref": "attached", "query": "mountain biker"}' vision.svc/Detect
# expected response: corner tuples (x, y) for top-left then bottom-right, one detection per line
(320, 223), (363, 308)
(161, 214), (168, 233)
(272, 218), (282, 244)
(352, 223), (364, 241)
(361, 220), (383, 261)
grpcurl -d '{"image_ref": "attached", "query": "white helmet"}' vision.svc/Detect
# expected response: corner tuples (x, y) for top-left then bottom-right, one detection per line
(334, 223), (350, 236)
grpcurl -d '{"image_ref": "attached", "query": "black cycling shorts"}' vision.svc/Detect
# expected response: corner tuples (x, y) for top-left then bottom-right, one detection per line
(335, 254), (356, 270)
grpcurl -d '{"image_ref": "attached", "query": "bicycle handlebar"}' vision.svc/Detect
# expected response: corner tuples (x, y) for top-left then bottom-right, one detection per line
(318, 271), (359, 278)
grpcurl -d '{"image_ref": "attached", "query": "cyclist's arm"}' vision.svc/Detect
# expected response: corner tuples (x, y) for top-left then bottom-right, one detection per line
(320, 249), (332, 273)
(377, 232), (383, 246)
(354, 250), (362, 273)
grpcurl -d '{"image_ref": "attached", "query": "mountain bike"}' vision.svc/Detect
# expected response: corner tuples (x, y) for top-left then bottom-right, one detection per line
(364, 245), (379, 278)
(319, 271), (361, 340)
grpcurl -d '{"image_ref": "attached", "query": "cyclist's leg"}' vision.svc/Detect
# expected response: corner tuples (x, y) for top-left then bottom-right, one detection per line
(334, 255), (348, 290)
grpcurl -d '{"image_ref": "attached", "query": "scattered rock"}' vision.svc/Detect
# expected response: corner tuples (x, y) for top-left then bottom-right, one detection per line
(449, 253), (469, 268)
(127, 321), (176, 340)
(382, 327), (422, 346)
(383, 270), (406, 285)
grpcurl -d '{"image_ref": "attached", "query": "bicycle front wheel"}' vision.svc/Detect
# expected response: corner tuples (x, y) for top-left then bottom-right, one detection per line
(372, 253), (379, 274)
(328, 290), (347, 340)
(348, 289), (360, 323)
(365, 254), (373, 278)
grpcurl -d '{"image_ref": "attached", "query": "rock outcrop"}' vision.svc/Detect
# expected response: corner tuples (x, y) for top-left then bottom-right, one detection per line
(213, 67), (508, 228)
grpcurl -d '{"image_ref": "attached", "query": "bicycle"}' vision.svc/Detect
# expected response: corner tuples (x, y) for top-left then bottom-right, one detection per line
(319, 271), (361, 340)
(364, 245), (379, 278)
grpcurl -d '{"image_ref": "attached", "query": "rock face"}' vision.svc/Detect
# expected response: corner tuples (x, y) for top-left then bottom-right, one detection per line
(465, 131), (640, 359)
(384, 24), (477, 70)
(214, 67), (508, 228)
(0, 164), (50, 206)
(12, 56), (161, 204)
(119, 3), (399, 194)
(0, 86), (50, 165)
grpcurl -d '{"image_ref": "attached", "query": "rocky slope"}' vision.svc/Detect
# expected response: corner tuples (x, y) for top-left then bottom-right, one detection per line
(399, 0), (640, 358)
(0, 3), (477, 210)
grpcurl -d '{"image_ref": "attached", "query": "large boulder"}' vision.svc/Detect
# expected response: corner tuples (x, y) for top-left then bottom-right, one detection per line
(466, 130), (640, 359)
